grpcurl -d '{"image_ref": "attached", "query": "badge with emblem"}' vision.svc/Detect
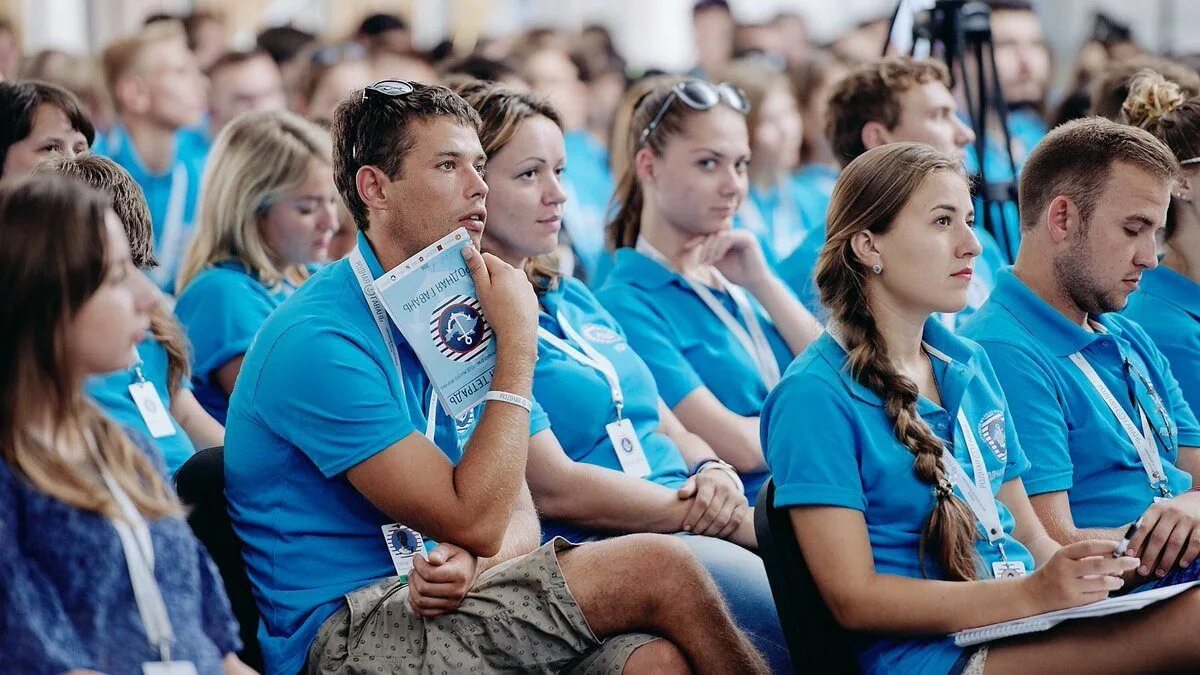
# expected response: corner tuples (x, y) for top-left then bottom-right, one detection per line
(429, 295), (492, 362)
(582, 323), (626, 352)
(979, 410), (1007, 462)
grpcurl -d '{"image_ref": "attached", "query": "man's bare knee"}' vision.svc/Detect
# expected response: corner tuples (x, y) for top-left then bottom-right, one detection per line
(623, 638), (691, 675)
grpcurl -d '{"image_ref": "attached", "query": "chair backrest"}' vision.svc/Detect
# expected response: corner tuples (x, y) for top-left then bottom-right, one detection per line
(174, 446), (263, 671)
(755, 477), (859, 674)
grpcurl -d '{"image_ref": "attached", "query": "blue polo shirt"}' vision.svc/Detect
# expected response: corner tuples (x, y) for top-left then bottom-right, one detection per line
(86, 337), (196, 476)
(763, 320), (1034, 675)
(561, 130), (613, 282)
(1126, 266), (1200, 417)
(739, 179), (815, 264)
(959, 269), (1200, 528)
(595, 248), (790, 498)
(96, 125), (207, 292)
(224, 232), (550, 674)
(174, 261), (298, 425)
(536, 278), (690, 541)
(791, 163), (838, 230)
(778, 223), (1007, 331)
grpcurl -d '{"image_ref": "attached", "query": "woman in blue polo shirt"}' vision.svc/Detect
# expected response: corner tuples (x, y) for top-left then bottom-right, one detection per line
(455, 80), (790, 672)
(764, 142), (1200, 674)
(595, 77), (823, 501)
(175, 110), (338, 423)
(1123, 72), (1200, 416)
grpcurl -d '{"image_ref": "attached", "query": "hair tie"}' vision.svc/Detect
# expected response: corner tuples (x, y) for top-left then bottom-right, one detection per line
(932, 479), (953, 500)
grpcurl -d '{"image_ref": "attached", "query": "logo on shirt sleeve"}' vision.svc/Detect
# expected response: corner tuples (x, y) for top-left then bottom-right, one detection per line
(582, 323), (626, 352)
(430, 295), (493, 362)
(979, 410), (1007, 463)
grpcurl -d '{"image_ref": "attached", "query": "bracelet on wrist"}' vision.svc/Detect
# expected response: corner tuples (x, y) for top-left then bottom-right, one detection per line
(482, 390), (532, 412)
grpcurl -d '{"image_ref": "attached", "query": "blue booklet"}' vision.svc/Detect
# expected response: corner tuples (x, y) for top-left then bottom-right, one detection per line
(373, 228), (496, 419)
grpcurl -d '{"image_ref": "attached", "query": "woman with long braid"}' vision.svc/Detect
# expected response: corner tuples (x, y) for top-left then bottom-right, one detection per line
(762, 142), (1200, 674)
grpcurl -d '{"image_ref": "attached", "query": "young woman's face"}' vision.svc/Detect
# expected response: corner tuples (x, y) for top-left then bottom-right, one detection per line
(868, 170), (980, 316)
(261, 159), (339, 266)
(2, 104), (89, 178)
(753, 85), (802, 173)
(69, 211), (160, 378)
(481, 115), (567, 264)
(645, 105), (750, 236)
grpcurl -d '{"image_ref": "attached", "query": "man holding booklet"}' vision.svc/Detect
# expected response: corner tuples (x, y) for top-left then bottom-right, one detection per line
(223, 80), (766, 674)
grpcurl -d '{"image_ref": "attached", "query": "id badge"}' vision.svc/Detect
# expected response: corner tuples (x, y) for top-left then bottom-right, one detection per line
(607, 419), (650, 478)
(143, 662), (198, 675)
(128, 382), (177, 439)
(991, 560), (1028, 579)
(382, 523), (425, 582)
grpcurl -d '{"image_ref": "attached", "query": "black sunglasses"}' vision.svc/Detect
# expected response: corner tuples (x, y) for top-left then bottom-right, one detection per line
(362, 79), (416, 101)
(638, 80), (750, 148)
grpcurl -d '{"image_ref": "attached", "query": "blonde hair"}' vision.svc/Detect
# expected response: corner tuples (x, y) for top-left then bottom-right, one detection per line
(101, 21), (188, 108)
(177, 109), (332, 292)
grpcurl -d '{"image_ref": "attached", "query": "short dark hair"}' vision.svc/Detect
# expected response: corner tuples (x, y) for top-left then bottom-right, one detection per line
(984, 0), (1035, 12)
(1018, 117), (1178, 231)
(825, 57), (950, 167)
(0, 81), (95, 177)
(693, 0), (732, 16)
(357, 13), (407, 37)
(331, 82), (481, 232)
(438, 55), (520, 84)
(255, 26), (316, 65)
(206, 48), (273, 79)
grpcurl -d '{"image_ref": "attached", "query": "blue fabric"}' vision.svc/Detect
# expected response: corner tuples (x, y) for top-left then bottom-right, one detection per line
(959, 269), (1200, 528)
(86, 337), (197, 476)
(561, 130), (614, 282)
(738, 179), (816, 264)
(224, 232), (550, 674)
(595, 248), (790, 497)
(1125, 266), (1200, 418)
(95, 125), (207, 293)
(1, 432), (240, 674)
(962, 110), (1044, 265)
(174, 261), (297, 425)
(534, 278), (690, 541)
(762, 320), (1035, 675)
(791, 163), (838, 231)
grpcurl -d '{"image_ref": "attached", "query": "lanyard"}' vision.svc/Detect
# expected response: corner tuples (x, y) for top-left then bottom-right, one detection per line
(148, 164), (188, 288)
(538, 311), (624, 419)
(350, 246), (438, 441)
(942, 408), (1008, 556)
(1068, 351), (1171, 497)
(634, 237), (781, 388)
(87, 437), (175, 662)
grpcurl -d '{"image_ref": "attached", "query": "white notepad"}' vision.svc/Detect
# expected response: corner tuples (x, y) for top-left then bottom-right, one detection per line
(953, 580), (1200, 647)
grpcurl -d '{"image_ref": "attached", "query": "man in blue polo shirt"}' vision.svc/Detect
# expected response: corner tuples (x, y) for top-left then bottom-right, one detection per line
(960, 118), (1200, 587)
(223, 80), (764, 674)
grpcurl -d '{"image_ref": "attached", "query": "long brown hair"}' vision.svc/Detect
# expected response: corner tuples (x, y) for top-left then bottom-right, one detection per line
(0, 175), (182, 519)
(815, 142), (979, 581)
(451, 79), (565, 294)
(34, 154), (192, 394)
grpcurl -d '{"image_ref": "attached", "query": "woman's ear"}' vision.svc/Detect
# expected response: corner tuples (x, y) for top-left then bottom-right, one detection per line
(849, 230), (882, 271)
(634, 146), (658, 187)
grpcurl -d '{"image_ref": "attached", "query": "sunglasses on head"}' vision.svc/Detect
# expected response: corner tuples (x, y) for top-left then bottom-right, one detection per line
(638, 80), (750, 148)
(362, 79), (416, 102)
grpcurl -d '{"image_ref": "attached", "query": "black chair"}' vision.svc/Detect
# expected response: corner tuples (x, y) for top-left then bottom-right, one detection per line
(755, 478), (859, 674)
(175, 446), (263, 671)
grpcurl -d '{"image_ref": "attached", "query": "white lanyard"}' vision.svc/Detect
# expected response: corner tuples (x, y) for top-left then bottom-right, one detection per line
(942, 409), (1007, 552)
(538, 311), (624, 419)
(149, 164), (188, 288)
(634, 237), (781, 388)
(1068, 351), (1170, 497)
(350, 246), (438, 441)
(87, 437), (175, 662)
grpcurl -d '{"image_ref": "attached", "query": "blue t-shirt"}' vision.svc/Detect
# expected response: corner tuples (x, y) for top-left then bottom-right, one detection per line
(960, 269), (1200, 527)
(561, 130), (614, 283)
(1125, 266), (1200, 418)
(778, 223), (1008, 331)
(762, 320), (1034, 675)
(595, 248), (790, 498)
(791, 163), (838, 230)
(174, 262), (297, 425)
(738, 178), (815, 265)
(224, 233), (550, 674)
(86, 338), (197, 476)
(96, 125), (207, 293)
(536, 278), (690, 541)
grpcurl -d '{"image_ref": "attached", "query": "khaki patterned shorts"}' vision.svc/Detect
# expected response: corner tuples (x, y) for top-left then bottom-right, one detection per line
(306, 538), (656, 674)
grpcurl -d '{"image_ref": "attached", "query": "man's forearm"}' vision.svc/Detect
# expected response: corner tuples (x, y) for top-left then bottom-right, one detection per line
(478, 485), (542, 571)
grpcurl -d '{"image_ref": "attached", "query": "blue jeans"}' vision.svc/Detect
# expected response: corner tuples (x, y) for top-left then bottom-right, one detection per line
(675, 533), (792, 674)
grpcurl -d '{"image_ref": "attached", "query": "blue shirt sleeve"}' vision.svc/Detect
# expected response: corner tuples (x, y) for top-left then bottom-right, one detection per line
(1146, 333), (1200, 448)
(600, 293), (704, 408)
(247, 322), (417, 478)
(975, 340), (1073, 495)
(0, 465), (92, 673)
(976, 349), (1033, 480)
(763, 374), (866, 511)
(529, 396), (552, 437)
(175, 272), (277, 382)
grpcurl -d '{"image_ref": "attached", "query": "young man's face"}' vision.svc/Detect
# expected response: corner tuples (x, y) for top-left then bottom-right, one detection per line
(888, 81), (975, 160)
(991, 9), (1051, 107)
(208, 55), (286, 133)
(138, 38), (206, 130)
(379, 117), (489, 251)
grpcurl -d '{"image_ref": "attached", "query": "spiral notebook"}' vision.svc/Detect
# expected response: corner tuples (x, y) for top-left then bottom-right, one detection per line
(953, 580), (1200, 647)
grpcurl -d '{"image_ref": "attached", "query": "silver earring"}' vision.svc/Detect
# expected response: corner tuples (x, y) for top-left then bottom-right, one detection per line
(872, 264), (882, 275)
